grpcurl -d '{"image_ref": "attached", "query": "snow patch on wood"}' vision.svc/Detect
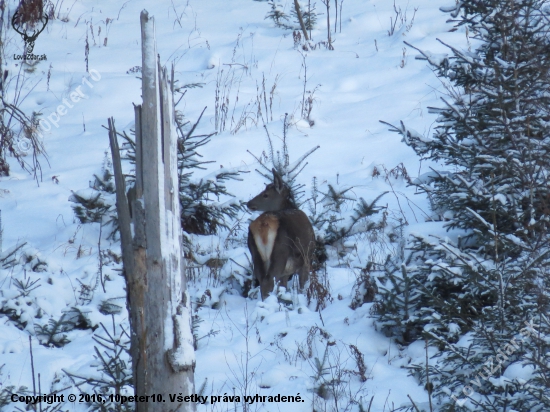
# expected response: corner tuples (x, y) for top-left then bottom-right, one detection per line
(166, 304), (196, 372)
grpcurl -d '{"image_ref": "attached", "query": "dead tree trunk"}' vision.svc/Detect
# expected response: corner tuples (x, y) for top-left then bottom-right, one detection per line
(109, 9), (195, 412)
(293, 0), (309, 41)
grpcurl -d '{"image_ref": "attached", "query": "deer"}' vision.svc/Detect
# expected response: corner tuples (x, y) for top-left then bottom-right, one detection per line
(247, 169), (315, 300)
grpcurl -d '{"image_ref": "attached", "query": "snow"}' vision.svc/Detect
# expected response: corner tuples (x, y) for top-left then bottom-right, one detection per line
(503, 362), (535, 383)
(0, 0), (475, 410)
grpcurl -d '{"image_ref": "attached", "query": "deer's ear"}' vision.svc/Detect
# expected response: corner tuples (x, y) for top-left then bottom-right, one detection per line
(272, 168), (284, 193)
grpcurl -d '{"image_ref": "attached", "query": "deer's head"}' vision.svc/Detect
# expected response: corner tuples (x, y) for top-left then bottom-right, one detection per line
(247, 169), (294, 212)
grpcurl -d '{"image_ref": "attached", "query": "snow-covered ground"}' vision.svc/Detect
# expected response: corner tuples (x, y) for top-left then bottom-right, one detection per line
(1, 0), (469, 410)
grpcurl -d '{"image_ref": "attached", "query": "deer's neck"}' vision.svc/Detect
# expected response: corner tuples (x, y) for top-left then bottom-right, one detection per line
(280, 199), (298, 210)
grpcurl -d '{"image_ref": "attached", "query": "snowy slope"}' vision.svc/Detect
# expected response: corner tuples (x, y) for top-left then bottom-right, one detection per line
(0, 0), (470, 410)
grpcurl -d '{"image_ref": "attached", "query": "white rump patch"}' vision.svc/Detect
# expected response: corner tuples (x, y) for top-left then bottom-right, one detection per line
(254, 227), (277, 271)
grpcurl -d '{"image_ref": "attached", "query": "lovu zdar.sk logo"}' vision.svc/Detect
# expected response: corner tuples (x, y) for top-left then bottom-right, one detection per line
(12, 7), (48, 61)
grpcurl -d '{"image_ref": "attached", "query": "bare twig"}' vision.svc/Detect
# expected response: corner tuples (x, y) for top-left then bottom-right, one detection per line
(407, 394), (421, 412)
(321, 0), (334, 49)
(339, 0), (344, 33)
(426, 338), (433, 411)
(366, 395), (375, 412)
(29, 335), (36, 398)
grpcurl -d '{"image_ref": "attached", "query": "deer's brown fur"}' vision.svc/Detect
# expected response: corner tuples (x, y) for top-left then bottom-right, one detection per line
(247, 169), (315, 300)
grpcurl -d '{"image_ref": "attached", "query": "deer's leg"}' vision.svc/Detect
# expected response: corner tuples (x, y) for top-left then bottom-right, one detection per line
(248, 230), (266, 293)
(263, 238), (292, 297)
(298, 264), (309, 291)
(262, 258), (286, 298)
(299, 241), (313, 291)
(279, 271), (289, 290)
(260, 275), (275, 300)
